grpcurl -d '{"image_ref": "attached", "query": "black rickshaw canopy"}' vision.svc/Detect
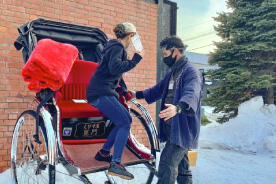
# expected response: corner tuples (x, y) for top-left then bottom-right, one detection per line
(14, 18), (109, 64)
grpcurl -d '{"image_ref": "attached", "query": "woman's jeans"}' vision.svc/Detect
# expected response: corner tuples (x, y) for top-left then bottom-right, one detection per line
(89, 96), (132, 163)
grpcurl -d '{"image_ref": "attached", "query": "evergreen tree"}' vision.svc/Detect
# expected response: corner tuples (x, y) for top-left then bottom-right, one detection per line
(206, 0), (276, 123)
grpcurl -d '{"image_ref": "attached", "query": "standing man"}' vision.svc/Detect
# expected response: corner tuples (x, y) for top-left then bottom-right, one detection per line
(131, 36), (202, 184)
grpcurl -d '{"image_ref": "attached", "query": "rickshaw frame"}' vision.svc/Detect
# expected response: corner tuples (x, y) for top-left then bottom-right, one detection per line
(11, 18), (160, 184)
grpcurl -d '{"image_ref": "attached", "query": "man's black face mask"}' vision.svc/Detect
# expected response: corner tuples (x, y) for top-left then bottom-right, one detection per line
(163, 49), (177, 68)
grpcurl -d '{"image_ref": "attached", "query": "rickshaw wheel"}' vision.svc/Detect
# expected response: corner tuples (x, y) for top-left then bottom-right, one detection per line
(107, 108), (156, 184)
(11, 110), (55, 184)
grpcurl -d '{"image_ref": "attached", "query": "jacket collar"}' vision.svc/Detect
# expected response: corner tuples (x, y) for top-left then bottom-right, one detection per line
(170, 56), (188, 74)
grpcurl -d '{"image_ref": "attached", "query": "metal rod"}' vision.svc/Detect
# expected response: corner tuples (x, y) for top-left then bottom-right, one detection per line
(34, 90), (55, 144)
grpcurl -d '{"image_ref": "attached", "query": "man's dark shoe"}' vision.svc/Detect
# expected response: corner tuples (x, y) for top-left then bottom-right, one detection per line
(95, 150), (112, 162)
(108, 162), (134, 180)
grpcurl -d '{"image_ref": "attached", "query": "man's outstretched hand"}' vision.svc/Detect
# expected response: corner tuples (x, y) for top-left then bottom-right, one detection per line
(159, 104), (177, 121)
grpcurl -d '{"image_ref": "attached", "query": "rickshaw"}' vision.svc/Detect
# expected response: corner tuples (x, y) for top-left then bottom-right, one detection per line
(10, 18), (160, 184)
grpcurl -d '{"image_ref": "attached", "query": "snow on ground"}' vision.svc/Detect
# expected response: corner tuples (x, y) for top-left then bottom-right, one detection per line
(1, 96), (276, 184)
(192, 147), (276, 184)
(194, 96), (276, 184)
(201, 96), (276, 155)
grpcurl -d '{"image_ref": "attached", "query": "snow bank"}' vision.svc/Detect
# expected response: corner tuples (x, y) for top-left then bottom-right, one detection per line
(201, 96), (276, 154)
(0, 169), (11, 184)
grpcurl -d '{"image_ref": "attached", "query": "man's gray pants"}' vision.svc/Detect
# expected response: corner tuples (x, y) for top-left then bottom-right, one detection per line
(157, 124), (192, 184)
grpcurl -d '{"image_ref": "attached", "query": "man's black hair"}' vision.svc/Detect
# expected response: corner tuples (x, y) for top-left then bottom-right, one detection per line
(160, 36), (186, 54)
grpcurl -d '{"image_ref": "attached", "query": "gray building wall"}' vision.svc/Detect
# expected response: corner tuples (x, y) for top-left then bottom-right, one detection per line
(155, 0), (177, 126)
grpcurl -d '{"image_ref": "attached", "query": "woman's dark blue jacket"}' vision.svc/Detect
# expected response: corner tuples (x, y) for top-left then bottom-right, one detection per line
(87, 39), (142, 103)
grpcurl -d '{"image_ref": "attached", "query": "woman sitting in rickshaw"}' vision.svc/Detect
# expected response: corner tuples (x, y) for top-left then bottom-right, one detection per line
(86, 22), (144, 180)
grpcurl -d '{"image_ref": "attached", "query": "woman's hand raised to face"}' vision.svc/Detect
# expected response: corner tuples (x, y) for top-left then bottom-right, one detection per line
(136, 49), (145, 58)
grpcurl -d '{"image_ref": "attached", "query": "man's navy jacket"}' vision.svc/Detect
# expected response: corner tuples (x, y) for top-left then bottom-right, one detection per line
(143, 61), (203, 149)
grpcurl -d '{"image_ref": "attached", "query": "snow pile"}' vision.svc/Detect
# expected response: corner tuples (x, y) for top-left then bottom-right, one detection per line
(201, 96), (276, 154)
(0, 169), (10, 184)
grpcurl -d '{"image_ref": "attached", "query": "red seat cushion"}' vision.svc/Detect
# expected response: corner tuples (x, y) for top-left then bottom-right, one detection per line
(55, 60), (104, 119)
(58, 100), (104, 119)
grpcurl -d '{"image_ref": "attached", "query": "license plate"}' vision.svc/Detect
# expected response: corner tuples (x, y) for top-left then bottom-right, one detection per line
(74, 121), (106, 138)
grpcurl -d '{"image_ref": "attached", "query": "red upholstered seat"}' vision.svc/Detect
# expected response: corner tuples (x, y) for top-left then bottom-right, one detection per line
(57, 101), (103, 118)
(56, 60), (104, 118)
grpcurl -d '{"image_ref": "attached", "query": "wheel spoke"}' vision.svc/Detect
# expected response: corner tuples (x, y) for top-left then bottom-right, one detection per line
(11, 110), (55, 184)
